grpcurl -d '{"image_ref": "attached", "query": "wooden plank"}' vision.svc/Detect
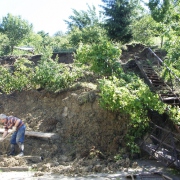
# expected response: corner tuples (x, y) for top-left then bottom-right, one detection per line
(16, 155), (43, 163)
(161, 97), (179, 101)
(0, 128), (59, 139)
(0, 167), (30, 172)
(0, 155), (43, 163)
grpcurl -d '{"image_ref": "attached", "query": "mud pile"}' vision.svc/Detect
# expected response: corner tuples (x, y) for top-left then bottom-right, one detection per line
(0, 85), (134, 174)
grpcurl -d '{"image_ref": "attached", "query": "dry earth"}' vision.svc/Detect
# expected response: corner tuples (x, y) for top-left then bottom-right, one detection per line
(0, 88), (131, 175)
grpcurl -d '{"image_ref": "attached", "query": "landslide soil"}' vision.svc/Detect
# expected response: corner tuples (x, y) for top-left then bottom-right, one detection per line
(0, 44), (171, 176)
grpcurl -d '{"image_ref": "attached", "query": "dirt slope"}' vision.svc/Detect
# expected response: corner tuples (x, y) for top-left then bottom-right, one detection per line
(0, 87), (132, 174)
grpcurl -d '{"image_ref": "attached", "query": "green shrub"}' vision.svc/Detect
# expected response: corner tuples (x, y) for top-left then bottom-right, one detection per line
(0, 58), (33, 93)
(75, 39), (122, 76)
(33, 58), (81, 92)
(98, 75), (167, 156)
(0, 48), (83, 94)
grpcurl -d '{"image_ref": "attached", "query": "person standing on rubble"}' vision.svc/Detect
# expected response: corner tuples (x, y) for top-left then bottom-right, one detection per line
(0, 114), (25, 156)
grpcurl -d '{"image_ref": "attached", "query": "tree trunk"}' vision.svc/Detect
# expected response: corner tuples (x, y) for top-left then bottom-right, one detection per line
(10, 45), (13, 55)
(160, 36), (164, 48)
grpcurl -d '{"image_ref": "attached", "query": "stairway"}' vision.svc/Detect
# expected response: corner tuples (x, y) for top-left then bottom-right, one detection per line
(135, 48), (180, 169)
(134, 49), (180, 107)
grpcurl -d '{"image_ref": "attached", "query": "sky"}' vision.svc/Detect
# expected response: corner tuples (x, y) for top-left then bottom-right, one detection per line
(0, 0), (104, 36)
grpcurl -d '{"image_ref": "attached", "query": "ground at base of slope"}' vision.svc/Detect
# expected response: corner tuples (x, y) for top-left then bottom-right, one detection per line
(0, 159), (180, 180)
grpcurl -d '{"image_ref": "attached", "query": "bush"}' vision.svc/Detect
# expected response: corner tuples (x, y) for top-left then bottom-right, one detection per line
(0, 58), (33, 93)
(75, 39), (122, 76)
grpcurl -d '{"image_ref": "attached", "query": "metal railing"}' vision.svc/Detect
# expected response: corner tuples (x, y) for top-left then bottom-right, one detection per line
(146, 48), (180, 94)
(140, 122), (180, 169)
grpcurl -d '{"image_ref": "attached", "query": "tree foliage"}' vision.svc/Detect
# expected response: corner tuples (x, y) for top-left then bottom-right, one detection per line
(0, 33), (10, 55)
(69, 25), (108, 47)
(147, 0), (178, 47)
(0, 13), (32, 54)
(99, 75), (168, 155)
(0, 48), (82, 94)
(132, 15), (159, 45)
(148, 0), (171, 23)
(101, 0), (136, 43)
(75, 38), (122, 76)
(64, 4), (103, 31)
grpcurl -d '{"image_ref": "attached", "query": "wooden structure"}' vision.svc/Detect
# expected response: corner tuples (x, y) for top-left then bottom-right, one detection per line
(0, 128), (59, 140)
(140, 123), (180, 170)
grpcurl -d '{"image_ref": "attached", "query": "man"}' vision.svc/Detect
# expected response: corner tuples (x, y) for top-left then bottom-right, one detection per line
(0, 114), (26, 156)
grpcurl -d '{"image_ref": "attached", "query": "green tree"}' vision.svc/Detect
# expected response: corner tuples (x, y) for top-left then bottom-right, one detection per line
(37, 31), (52, 48)
(148, 0), (176, 47)
(132, 15), (159, 45)
(0, 33), (10, 55)
(64, 4), (103, 31)
(69, 25), (108, 47)
(0, 13), (32, 54)
(101, 0), (137, 43)
(148, 0), (171, 22)
(19, 32), (43, 54)
(52, 34), (73, 52)
(53, 31), (65, 37)
(52, 24), (108, 51)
